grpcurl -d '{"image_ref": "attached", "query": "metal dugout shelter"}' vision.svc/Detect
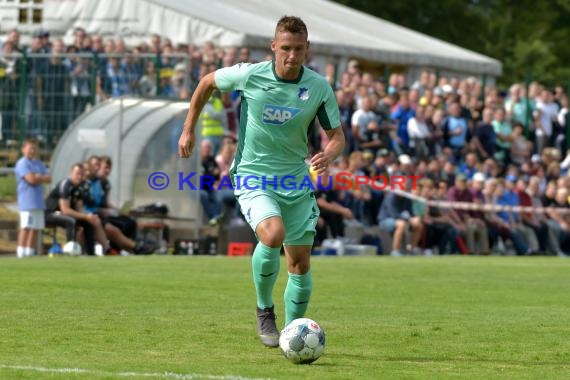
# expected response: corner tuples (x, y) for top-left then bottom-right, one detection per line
(49, 97), (201, 224)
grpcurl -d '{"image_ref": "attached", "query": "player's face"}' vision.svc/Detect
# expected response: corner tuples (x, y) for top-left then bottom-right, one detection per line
(271, 31), (308, 77)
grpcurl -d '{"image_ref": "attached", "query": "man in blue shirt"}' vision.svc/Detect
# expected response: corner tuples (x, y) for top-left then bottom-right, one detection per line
(495, 177), (533, 255)
(444, 102), (468, 163)
(390, 92), (415, 153)
(14, 138), (51, 258)
(458, 153), (479, 180)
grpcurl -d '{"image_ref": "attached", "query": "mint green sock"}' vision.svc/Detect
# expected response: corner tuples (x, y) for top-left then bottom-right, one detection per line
(284, 271), (312, 326)
(252, 242), (281, 309)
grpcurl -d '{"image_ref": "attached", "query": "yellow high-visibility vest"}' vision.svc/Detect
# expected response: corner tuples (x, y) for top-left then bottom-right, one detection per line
(201, 97), (225, 137)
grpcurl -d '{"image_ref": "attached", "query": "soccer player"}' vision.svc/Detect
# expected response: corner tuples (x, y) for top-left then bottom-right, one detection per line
(179, 16), (345, 347)
(14, 138), (51, 258)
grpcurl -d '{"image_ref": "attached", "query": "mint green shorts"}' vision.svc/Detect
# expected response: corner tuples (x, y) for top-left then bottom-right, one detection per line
(236, 190), (319, 246)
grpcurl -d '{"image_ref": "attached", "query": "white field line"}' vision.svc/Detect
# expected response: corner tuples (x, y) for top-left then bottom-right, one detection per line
(0, 364), (272, 380)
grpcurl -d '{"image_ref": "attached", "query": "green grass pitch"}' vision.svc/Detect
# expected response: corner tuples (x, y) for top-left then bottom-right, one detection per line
(1, 255), (569, 379)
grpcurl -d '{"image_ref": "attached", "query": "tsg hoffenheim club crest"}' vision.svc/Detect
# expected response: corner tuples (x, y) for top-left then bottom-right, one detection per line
(298, 87), (309, 101)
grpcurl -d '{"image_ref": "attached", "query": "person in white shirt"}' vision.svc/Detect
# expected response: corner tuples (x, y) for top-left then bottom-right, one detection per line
(534, 89), (560, 152)
(351, 95), (378, 148)
(407, 106), (431, 159)
(557, 95), (568, 129)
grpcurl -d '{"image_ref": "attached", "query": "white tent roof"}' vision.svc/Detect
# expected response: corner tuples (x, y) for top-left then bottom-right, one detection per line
(138, 0), (501, 75)
(28, 0), (501, 75)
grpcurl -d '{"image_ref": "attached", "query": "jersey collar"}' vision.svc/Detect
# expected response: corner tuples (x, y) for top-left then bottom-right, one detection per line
(271, 61), (304, 84)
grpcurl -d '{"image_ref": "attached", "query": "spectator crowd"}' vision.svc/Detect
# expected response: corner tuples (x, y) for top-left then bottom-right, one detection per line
(0, 27), (252, 147)
(4, 26), (570, 257)
(308, 63), (570, 257)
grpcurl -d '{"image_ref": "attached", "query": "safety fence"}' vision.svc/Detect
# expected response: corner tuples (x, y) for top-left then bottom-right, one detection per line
(322, 167), (570, 215)
(390, 187), (570, 214)
(0, 52), (193, 159)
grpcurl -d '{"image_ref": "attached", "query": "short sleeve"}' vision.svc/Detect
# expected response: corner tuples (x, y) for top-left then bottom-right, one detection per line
(14, 159), (32, 180)
(316, 84), (341, 131)
(60, 180), (73, 200)
(214, 63), (252, 92)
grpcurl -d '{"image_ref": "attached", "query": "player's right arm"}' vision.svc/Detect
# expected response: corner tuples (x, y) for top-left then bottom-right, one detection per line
(178, 72), (218, 158)
(57, 180), (92, 221)
(179, 63), (251, 158)
(59, 198), (90, 221)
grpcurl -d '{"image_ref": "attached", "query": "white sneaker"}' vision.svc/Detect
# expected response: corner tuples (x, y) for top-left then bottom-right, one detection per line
(424, 249), (434, 256)
(120, 250), (130, 256)
(390, 250), (403, 257)
(94, 244), (104, 257)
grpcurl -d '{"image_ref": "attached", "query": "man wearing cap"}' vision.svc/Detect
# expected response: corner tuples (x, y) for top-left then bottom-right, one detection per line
(396, 154), (413, 176)
(470, 172), (486, 199)
(35, 29), (51, 51)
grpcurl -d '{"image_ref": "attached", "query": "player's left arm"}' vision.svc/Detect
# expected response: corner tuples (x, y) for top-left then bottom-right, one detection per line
(179, 63), (251, 158)
(310, 83), (345, 175)
(310, 127), (345, 175)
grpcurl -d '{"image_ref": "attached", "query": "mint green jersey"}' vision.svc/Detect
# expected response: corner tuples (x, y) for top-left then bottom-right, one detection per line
(214, 61), (340, 198)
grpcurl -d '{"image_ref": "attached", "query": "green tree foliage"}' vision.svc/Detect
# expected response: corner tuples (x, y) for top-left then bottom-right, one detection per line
(333, 0), (570, 87)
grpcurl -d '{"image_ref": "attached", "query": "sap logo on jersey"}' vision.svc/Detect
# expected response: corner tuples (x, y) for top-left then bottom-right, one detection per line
(262, 104), (301, 125)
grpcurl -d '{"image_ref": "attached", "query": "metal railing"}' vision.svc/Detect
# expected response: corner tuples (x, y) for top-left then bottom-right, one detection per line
(0, 52), (194, 159)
